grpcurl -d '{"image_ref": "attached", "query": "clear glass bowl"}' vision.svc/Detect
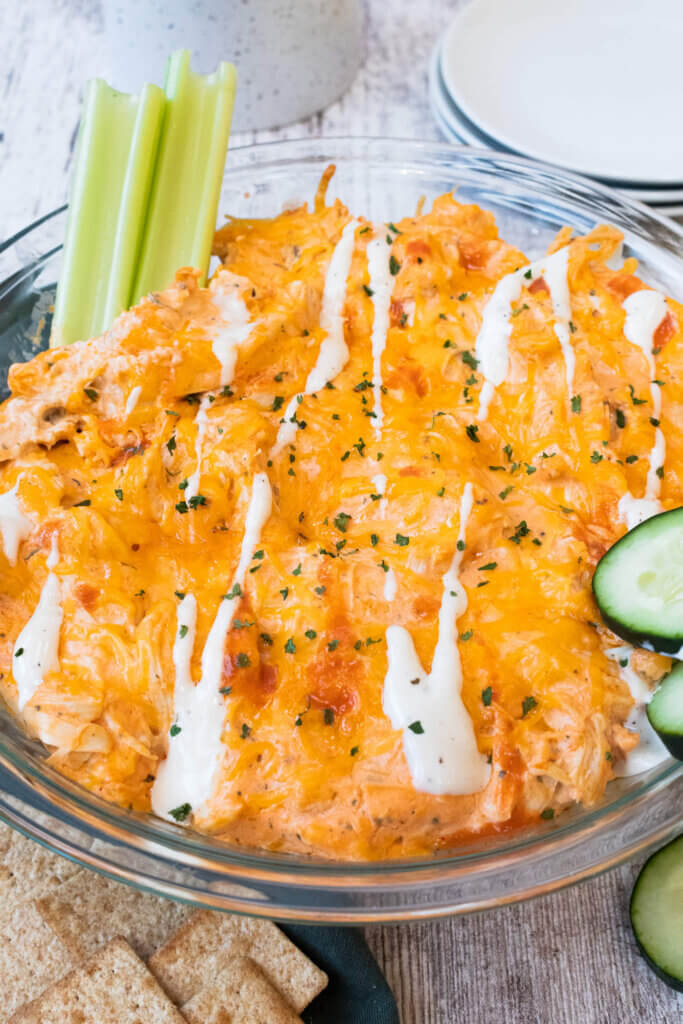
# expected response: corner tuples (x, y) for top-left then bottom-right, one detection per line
(0, 138), (681, 923)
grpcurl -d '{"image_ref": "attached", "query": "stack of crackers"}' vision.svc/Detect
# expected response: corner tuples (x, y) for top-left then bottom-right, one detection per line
(0, 823), (327, 1022)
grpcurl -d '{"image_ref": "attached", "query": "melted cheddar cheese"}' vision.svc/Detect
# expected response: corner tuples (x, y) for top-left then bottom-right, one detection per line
(0, 173), (678, 859)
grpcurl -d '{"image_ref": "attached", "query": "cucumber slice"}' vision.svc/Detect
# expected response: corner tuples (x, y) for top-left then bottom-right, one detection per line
(647, 663), (683, 760)
(630, 834), (683, 991)
(592, 507), (683, 656)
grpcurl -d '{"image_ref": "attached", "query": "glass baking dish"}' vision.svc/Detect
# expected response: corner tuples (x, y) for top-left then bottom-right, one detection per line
(0, 137), (681, 922)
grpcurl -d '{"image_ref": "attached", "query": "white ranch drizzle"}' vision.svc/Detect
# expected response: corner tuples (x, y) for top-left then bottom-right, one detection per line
(372, 474), (387, 494)
(124, 385), (142, 416)
(366, 231), (394, 438)
(618, 289), (668, 530)
(475, 246), (573, 421)
(13, 537), (62, 712)
(184, 394), (211, 503)
(382, 484), (490, 794)
(151, 473), (272, 821)
(0, 477), (32, 565)
(209, 273), (255, 386)
(605, 645), (668, 776)
(272, 219), (359, 454)
(383, 567), (397, 602)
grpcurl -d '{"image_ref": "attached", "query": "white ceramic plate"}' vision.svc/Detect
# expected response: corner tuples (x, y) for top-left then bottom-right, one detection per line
(430, 42), (683, 208)
(440, 0), (683, 186)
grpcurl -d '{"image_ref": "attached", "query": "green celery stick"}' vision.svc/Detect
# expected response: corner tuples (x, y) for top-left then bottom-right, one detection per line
(51, 79), (165, 346)
(132, 50), (237, 303)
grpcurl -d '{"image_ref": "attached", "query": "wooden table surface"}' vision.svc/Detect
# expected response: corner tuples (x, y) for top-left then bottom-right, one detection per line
(1, 2), (682, 1021)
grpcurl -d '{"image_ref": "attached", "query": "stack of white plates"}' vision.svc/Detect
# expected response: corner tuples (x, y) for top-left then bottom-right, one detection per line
(429, 0), (683, 215)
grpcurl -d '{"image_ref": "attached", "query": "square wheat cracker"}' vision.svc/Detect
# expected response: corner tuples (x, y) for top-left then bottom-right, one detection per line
(0, 900), (74, 1021)
(149, 909), (327, 1012)
(0, 828), (81, 926)
(9, 936), (187, 1023)
(36, 871), (190, 960)
(181, 956), (302, 1024)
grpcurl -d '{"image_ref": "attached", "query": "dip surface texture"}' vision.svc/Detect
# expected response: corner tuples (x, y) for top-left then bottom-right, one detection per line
(0, 181), (678, 859)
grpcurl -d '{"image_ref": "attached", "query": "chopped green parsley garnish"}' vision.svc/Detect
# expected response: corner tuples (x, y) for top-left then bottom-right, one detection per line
(323, 708), (334, 725)
(84, 387), (98, 401)
(223, 583), (242, 600)
(292, 563), (302, 576)
(272, 395), (284, 412)
(363, 284), (374, 297)
(616, 408), (626, 428)
(74, 499), (91, 507)
(236, 652), (250, 668)
(328, 639), (339, 652)
(499, 486), (513, 500)
(479, 562), (497, 571)
(315, 585), (326, 595)
(370, 534), (379, 547)
(510, 520), (530, 545)
(521, 695), (538, 717)
(408, 721), (424, 735)
(241, 723), (251, 739)
(170, 723), (181, 737)
(169, 803), (191, 822)
(305, 629), (317, 640)
(284, 637), (296, 654)
(389, 254), (401, 276)
(260, 633), (273, 646)
(334, 512), (352, 533)
(481, 686), (492, 706)
(460, 630), (473, 642)
(350, 746), (359, 756)
(178, 624), (189, 639)
(114, 488), (123, 501)
(394, 533), (409, 547)
(571, 394), (582, 413)
(540, 808), (555, 820)
(590, 451), (603, 463)
(465, 424), (480, 443)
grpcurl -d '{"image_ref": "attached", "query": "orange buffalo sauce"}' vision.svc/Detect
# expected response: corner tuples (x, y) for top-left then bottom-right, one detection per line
(0, 175), (677, 859)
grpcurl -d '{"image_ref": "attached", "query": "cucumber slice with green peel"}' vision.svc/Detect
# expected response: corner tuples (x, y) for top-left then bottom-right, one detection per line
(592, 507), (683, 656)
(630, 834), (683, 991)
(647, 663), (683, 760)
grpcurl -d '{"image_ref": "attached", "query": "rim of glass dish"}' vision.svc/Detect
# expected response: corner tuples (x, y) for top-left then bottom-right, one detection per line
(1, 136), (682, 921)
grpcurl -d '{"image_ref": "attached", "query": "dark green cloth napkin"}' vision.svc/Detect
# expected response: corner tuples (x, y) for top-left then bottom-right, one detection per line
(282, 925), (399, 1024)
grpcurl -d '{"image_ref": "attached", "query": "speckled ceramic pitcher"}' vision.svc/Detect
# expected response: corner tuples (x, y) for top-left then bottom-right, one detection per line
(102, 0), (364, 131)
